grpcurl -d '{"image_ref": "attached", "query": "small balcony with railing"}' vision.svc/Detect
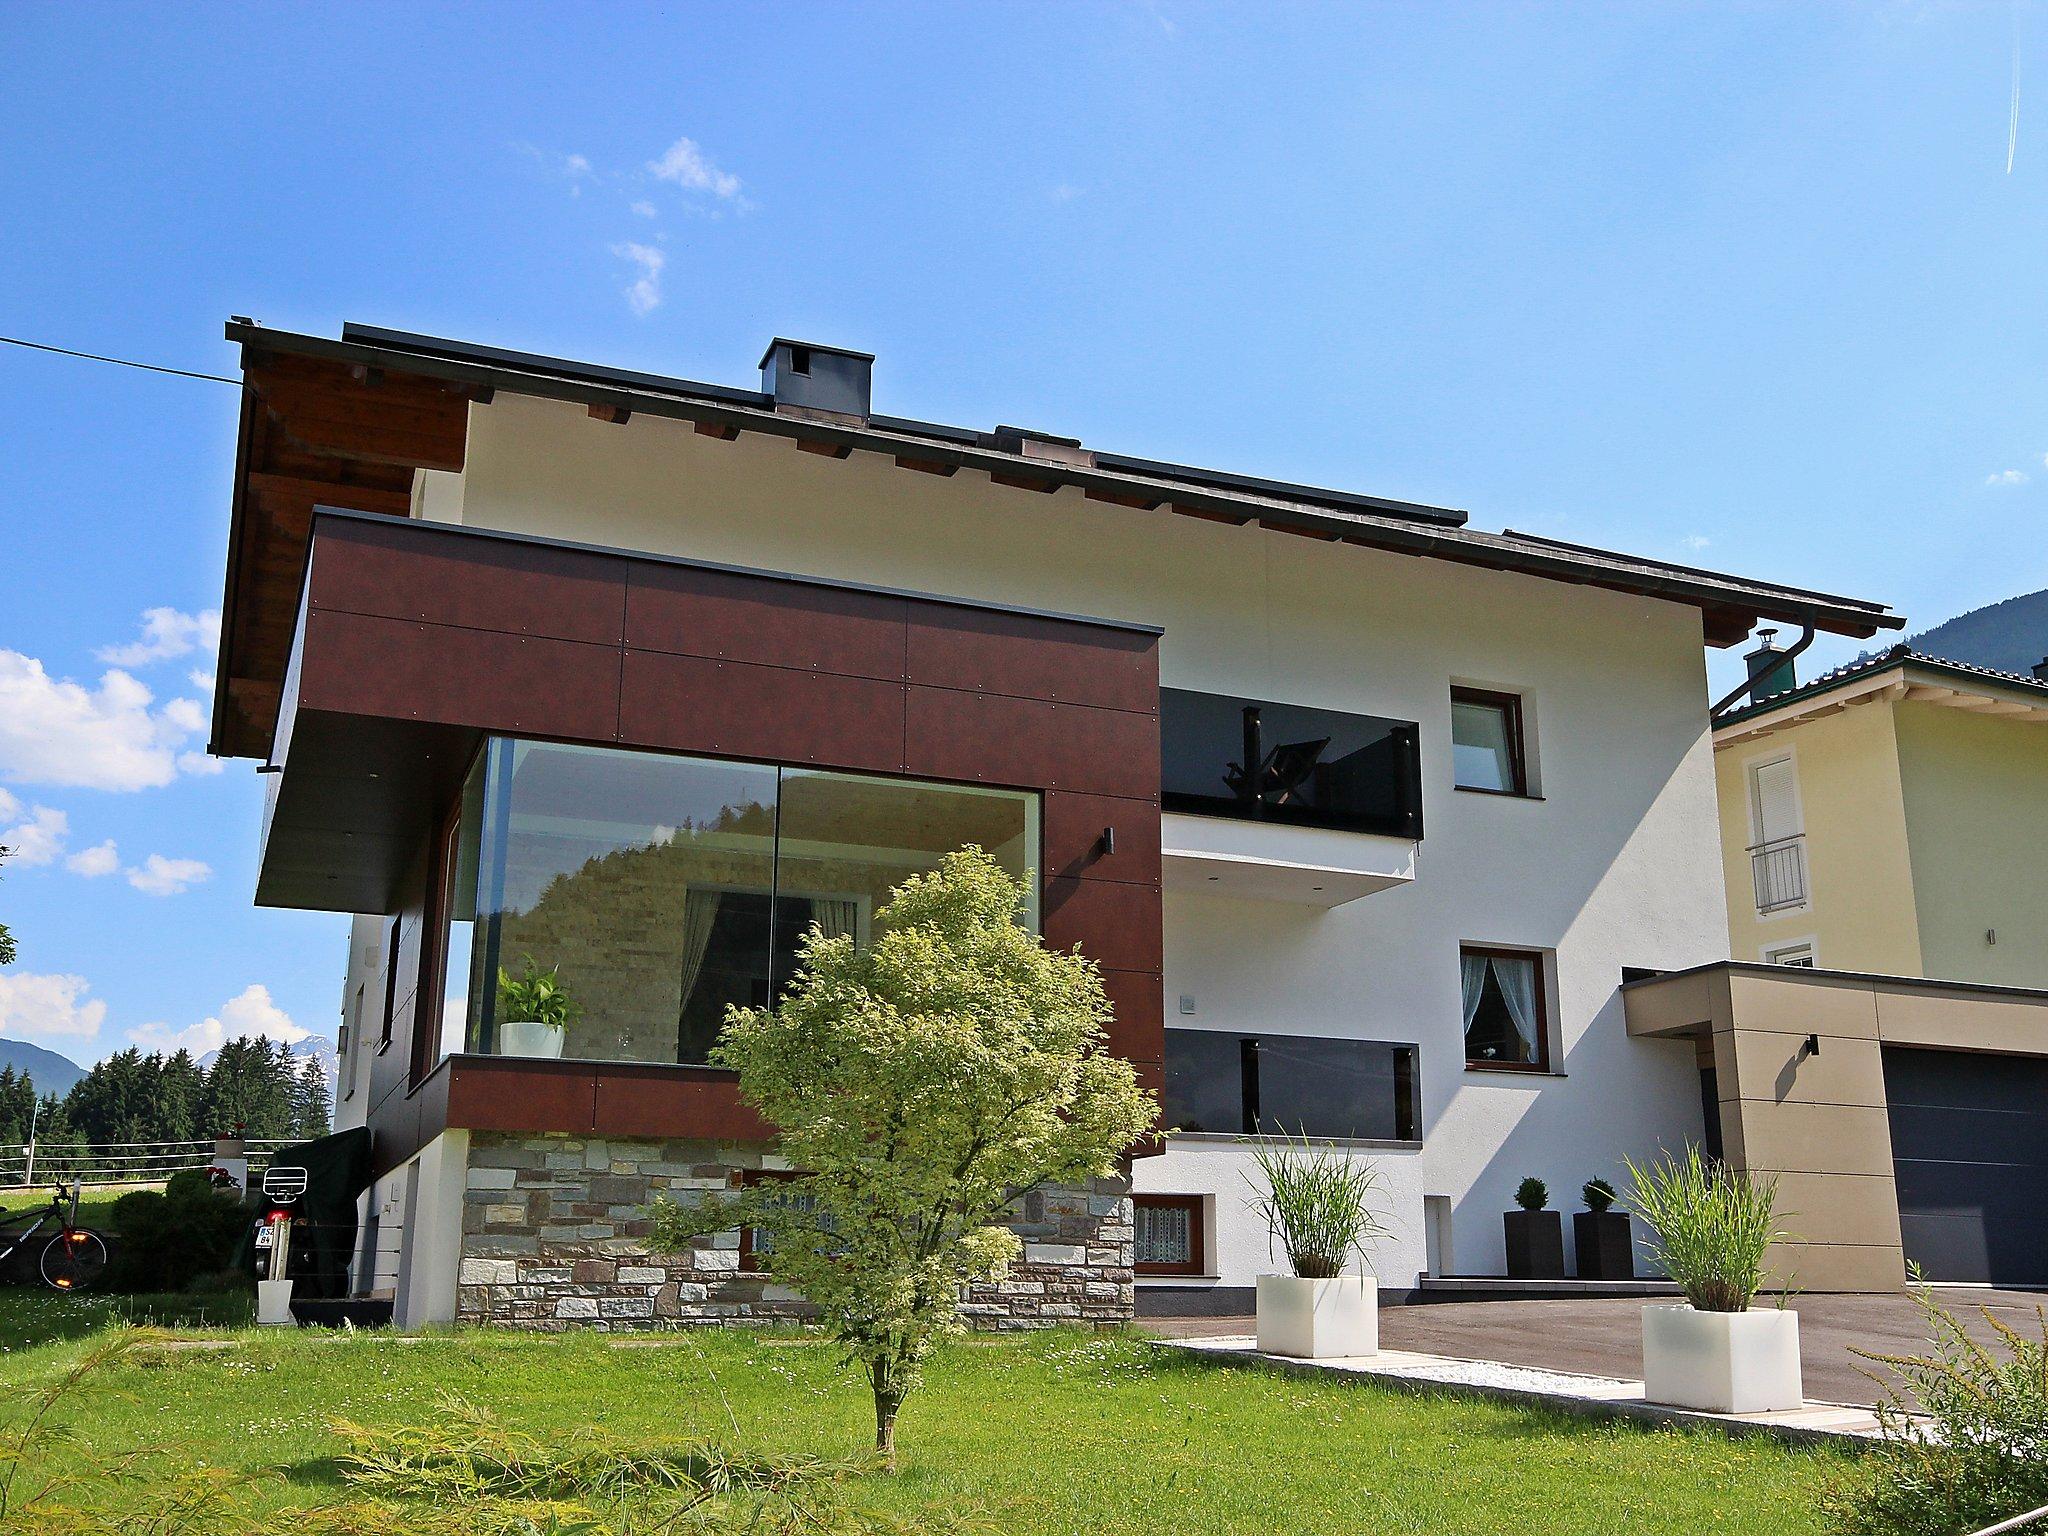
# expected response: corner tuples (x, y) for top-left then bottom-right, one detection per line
(1159, 687), (1422, 906)
(1749, 834), (1809, 914)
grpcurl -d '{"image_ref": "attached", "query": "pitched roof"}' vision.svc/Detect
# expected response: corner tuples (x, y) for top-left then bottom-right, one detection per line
(1714, 644), (2048, 735)
(212, 317), (1903, 756)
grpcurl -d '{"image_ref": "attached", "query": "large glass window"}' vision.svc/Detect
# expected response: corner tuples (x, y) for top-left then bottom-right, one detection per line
(441, 740), (1038, 1067)
(1163, 1027), (1419, 1141)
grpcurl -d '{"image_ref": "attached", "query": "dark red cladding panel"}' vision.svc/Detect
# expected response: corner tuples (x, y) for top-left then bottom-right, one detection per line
(1097, 968), (1165, 1062)
(619, 650), (908, 772)
(905, 606), (1157, 714)
(1042, 791), (1161, 886)
(445, 1059), (599, 1134)
(594, 1068), (772, 1141)
(626, 563), (909, 681)
(1043, 876), (1165, 973)
(309, 518), (628, 645)
(298, 610), (622, 742)
(903, 690), (1159, 800)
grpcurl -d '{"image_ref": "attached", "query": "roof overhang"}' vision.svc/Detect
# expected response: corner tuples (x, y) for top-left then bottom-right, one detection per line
(1715, 655), (2048, 747)
(212, 318), (1904, 761)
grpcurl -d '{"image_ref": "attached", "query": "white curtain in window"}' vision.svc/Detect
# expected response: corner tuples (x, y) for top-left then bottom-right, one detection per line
(812, 898), (859, 943)
(1491, 955), (1540, 1062)
(1459, 952), (1488, 1032)
(676, 888), (724, 1009)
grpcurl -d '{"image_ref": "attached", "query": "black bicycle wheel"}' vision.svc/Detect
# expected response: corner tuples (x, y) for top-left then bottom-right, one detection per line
(41, 1228), (109, 1292)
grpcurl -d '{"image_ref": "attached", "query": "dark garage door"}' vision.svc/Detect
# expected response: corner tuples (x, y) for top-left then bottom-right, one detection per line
(1884, 1047), (2048, 1285)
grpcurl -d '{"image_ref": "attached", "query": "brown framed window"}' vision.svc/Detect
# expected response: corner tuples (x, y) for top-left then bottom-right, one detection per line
(1460, 946), (1550, 1072)
(1450, 687), (1528, 797)
(735, 1168), (810, 1273)
(1132, 1194), (1206, 1276)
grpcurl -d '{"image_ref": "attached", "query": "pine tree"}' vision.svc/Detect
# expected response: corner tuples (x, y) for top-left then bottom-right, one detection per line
(290, 1054), (333, 1139)
(159, 1050), (205, 1143)
(0, 1067), (35, 1145)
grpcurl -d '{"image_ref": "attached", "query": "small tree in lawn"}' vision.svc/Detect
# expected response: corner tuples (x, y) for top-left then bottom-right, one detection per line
(650, 846), (1156, 1468)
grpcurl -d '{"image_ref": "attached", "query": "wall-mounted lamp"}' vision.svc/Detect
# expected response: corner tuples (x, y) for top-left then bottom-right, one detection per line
(1099, 826), (1116, 856)
(1801, 1033), (1821, 1059)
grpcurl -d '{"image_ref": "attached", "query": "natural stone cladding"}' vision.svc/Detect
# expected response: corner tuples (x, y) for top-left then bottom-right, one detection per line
(456, 1131), (1134, 1331)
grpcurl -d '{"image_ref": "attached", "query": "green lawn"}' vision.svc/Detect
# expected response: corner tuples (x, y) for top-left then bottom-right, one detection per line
(0, 1296), (1862, 1535)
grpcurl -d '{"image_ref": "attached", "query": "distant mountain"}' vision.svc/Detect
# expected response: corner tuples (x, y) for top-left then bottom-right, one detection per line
(1904, 588), (2048, 677)
(0, 1038), (87, 1097)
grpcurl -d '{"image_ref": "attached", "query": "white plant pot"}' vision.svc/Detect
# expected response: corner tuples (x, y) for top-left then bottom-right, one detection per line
(1641, 1304), (1803, 1413)
(499, 1019), (565, 1059)
(256, 1277), (295, 1328)
(1255, 1274), (1378, 1359)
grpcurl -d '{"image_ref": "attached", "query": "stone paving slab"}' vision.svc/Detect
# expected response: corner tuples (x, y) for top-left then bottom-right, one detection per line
(1157, 1334), (1897, 1446)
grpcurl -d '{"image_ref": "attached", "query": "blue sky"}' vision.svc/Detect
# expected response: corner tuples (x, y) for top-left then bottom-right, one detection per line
(2, 3), (2044, 1066)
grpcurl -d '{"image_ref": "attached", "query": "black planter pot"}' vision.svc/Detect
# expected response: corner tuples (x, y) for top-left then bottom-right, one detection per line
(1504, 1209), (1565, 1280)
(1573, 1210), (1635, 1281)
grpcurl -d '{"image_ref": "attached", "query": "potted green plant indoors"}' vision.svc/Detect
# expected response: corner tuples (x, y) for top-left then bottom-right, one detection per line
(1574, 1177), (1634, 1281)
(1249, 1134), (1390, 1359)
(495, 957), (579, 1059)
(1627, 1146), (1800, 1413)
(1504, 1176), (1564, 1280)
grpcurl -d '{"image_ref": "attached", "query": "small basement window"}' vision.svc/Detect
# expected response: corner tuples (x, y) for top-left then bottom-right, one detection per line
(1133, 1194), (1206, 1276)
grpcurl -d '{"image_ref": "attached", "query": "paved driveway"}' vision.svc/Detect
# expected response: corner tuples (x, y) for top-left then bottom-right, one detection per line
(1142, 1289), (2045, 1406)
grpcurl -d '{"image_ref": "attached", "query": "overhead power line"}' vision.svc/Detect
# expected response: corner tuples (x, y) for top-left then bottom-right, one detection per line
(0, 333), (244, 387)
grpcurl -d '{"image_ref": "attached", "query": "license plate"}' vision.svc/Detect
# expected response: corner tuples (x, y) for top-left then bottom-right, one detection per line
(254, 1226), (274, 1248)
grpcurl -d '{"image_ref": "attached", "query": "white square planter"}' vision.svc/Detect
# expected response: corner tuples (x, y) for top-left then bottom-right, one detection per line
(1255, 1274), (1378, 1359)
(1641, 1304), (1802, 1413)
(499, 1020), (565, 1059)
(256, 1277), (295, 1328)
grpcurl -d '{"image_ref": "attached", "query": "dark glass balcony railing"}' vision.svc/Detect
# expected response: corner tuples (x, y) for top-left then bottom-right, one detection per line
(1160, 688), (1423, 839)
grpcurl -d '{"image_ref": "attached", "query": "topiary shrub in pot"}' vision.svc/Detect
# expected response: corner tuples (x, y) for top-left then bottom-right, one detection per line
(1627, 1145), (1800, 1413)
(494, 957), (578, 1059)
(1504, 1176), (1564, 1280)
(1249, 1134), (1390, 1360)
(1574, 1177), (1634, 1281)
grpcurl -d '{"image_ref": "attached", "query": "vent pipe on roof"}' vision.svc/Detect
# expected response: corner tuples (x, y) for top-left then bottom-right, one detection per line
(759, 338), (873, 421)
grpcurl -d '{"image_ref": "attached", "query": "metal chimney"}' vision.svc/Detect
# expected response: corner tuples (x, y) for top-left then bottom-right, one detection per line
(1745, 629), (1798, 703)
(759, 338), (873, 421)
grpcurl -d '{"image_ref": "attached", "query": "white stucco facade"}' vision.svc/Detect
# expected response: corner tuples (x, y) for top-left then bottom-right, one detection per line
(357, 392), (1724, 1294)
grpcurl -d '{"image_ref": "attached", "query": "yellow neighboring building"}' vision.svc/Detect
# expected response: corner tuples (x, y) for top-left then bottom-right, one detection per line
(1713, 642), (2048, 985)
(1629, 640), (2048, 1289)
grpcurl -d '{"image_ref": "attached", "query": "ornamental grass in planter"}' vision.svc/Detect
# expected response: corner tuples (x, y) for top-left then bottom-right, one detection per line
(1248, 1135), (1390, 1360)
(1625, 1146), (1801, 1414)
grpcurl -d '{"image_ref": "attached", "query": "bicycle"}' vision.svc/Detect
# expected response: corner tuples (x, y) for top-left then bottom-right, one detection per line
(0, 1181), (110, 1292)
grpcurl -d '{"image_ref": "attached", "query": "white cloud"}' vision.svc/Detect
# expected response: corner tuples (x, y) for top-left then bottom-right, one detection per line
(130, 983), (308, 1056)
(126, 853), (212, 897)
(630, 199), (657, 218)
(0, 971), (106, 1043)
(1050, 183), (1085, 203)
(96, 607), (220, 668)
(1986, 468), (2029, 486)
(613, 242), (666, 316)
(65, 840), (119, 878)
(176, 751), (224, 777)
(1680, 534), (1711, 552)
(0, 651), (212, 791)
(565, 152), (592, 176)
(648, 137), (741, 199)
(0, 803), (68, 866)
(188, 667), (215, 696)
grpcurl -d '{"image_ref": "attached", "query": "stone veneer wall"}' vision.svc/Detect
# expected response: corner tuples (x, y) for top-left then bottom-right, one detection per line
(455, 1131), (1133, 1331)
